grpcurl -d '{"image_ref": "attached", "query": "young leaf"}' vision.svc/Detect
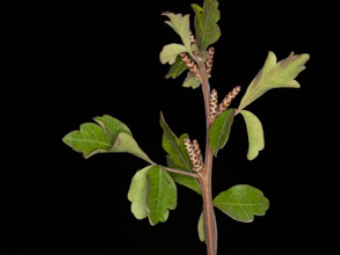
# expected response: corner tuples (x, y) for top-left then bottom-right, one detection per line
(160, 113), (201, 194)
(197, 211), (205, 242)
(162, 12), (192, 52)
(108, 132), (155, 165)
(160, 43), (188, 65)
(209, 109), (235, 156)
(182, 71), (201, 89)
(240, 110), (264, 160)
(165, 55), (188, 79)
(192, 0), (221, 50)
(127, 166), (153, 220)
(146, 165), (177, 225)
(63, 115), (131, 158)
(238, 51), (310, 111)
(213, 185), (269, 223)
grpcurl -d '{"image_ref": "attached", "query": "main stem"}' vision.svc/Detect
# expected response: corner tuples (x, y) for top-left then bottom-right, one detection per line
(197, 60), (217, 255)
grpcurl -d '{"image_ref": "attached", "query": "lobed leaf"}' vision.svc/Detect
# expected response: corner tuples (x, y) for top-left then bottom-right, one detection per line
(162, 12), (192, 52)
(238, 51), (310, 111)
(213, 185), (269, 222)
(160, 43), (188, 65)
(182, 71), (201, 89)
(146, 166), (177, 225)
(240, 110), (264, 160)
(160, 113), (201, 194)
(209, 109), (235, 156)
(192, 0), (221, 50)
(127, 166), (153, 220)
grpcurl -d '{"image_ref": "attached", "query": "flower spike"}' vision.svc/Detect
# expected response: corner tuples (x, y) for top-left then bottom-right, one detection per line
(205, 47), (215, 77)
(217, 86), (241, 115)
(184, 138), (203, 173)
(209, 89), (218, 121)
(180, 52), (202, 81)
(189, 31), (197, 45)
(192, 139), (204, 172)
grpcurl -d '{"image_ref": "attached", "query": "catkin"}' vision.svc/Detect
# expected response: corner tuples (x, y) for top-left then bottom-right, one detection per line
(205, 47), (215, 77)
(217, 86), (241, 116)
(180, 52), (202, 81)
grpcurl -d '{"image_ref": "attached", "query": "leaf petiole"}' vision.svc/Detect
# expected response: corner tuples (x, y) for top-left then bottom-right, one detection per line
(164, 166), (199, 178)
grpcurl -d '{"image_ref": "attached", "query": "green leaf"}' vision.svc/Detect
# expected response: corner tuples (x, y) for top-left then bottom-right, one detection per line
(127, 166), (153, 220)
(160, 112), (192, 170)
(165, 55), (188, 79)
(160, 43), (188, 65)
(63, 123), (112, 157)
(197, 211), (205, 242)
(238, 51), (310, 111)
(160, 113), (201, 194)
(63, 115), (154, 164)
(209, 109), (235, 156)
(240, 110), (264, 160)
(213, 185), (269, 222)
(162, 12), (192, 52)
(146, 166), (177, 225)
(182, 71), (201, 89)
(192, 0), (221, 50)
(108, 132), (155, 165)
(63, 115), (131, 158)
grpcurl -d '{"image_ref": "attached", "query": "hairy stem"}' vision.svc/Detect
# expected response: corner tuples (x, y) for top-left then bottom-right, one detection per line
(197, 60), (217, 255)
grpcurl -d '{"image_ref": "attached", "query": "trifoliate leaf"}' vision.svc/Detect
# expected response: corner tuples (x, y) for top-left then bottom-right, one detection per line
(162, 12), (192, 52)
(127, 166), (153, 220)
(192, 0), (221, 50)
(213, 185), (269, 222)
(146, 166), (177, 225)
(209, 109), (235, 156)
(238, 51), (310, 111)
(160, 43), (188, 65)
(240, 110), (264, 160)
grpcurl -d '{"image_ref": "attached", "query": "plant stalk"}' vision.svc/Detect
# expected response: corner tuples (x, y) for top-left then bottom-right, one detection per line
(197, 60), (217, 255)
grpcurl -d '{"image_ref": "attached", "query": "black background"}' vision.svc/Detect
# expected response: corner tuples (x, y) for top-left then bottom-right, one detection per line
(2, 0), (337, 254)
